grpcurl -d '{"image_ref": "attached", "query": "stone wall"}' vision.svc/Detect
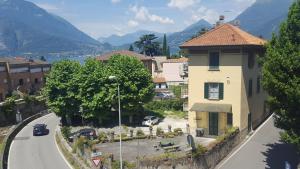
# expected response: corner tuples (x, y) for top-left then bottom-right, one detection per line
(0, 98), (47, 127)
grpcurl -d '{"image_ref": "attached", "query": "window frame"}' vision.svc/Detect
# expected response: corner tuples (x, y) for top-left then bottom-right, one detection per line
(209, 51), (220, 70)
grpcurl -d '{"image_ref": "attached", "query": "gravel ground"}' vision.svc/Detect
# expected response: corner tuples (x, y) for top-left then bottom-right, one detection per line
(95, 134), (215, 162)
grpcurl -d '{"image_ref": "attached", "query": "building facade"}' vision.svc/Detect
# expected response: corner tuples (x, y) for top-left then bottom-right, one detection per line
(0, 57), (50, 102)
(181, 24), (269, 136)
(161, 57), (188, 86)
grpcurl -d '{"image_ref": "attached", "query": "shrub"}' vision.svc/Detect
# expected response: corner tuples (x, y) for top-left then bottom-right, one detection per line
(173, 128), (183, 136)
(61, 126), (71, 139)
(164, 132), (175, 138)
(98, 131), (108, 143)
(192, 144), (207, 157)
(136, 129), (145, 137)
(72, 136), (87, 153)
(144, 99), (184, 111)
(112, 160), (136, 169)
(156, 127), (164, 136)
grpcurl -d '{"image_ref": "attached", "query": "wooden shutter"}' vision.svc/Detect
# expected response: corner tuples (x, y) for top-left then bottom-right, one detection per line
(204, 83), (209, 99)
(219, 83), (224, 100)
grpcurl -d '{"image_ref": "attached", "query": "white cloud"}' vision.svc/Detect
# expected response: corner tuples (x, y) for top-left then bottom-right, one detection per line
(111, 0), (121, 4)
(167, 0), (199, 10)
(35, 3), (59, 11)
(129, 5), (174, 24)
(191, 6), (219, 24)
(128, 20), (139, 27)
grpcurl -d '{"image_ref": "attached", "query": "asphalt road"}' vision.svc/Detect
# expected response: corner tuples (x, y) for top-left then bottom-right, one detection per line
(8, 113), (71, 169)
(217, 115), (300, 169)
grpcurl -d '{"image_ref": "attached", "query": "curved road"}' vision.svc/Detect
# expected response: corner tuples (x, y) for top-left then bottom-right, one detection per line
(8, 113), (71, 169)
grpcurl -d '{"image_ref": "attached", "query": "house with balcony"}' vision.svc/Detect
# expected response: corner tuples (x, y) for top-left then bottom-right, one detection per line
(180, 23), (269, 136)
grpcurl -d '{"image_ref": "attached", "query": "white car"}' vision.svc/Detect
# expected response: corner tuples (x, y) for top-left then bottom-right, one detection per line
(142, 116), (160, 126)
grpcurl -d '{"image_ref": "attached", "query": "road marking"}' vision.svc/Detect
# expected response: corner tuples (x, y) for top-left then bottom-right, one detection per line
(54, 126), (73, 169)
(216, 114), (274, 169)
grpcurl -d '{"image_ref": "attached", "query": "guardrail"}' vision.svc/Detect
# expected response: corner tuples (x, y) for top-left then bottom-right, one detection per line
(0, 110), (49, 169)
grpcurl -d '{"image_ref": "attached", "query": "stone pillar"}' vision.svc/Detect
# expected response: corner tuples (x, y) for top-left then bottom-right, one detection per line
(149, 126), (153, 136)
(186, 123), (190, 134)
(110, 131), (114, 142)
(168, 125), (172, 132)
(130, 129), (134, 137)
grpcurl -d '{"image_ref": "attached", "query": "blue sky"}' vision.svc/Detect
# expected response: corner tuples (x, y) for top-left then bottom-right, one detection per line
(28, 0), (256, 38)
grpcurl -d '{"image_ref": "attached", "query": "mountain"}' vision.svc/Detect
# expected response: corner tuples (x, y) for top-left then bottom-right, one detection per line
(234, 0), (294, 39)
(0, 0), (111, 56)
(165, 19), (212, 54)
(98, 30), (164, 46)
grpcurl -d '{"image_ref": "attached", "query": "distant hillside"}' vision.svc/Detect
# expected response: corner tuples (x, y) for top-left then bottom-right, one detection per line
(0, 0), (111, 56)
(234, 0), (293, 39)
(98, 30), (164, 46)
(165, 19), (212, 54)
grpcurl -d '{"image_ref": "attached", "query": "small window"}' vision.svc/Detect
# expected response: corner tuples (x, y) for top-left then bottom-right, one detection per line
(248, 52), (255, 69)
(35, 78), (39, 84)
(19, 79), (24, 86)
(209, 52), (219, 70)
(204, 83), (224, 100)
(248, 79), (252, 97)
(256, 76), (261, 93)
(159, 84), (161, 88)
(227, 113), (233, 126)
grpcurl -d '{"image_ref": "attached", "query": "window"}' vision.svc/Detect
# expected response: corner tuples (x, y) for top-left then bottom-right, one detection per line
(158, 84), (161, 88)
(19, 79), (24, 86)
(227, 113), (233, 126)
(248, 52), (255, 69)
(256, 76), (261, 93)
(35, 78), (39, 84)
(209, 52), (219, 70)
(248, 79), (252, 97)
(204, 83), (224, 100)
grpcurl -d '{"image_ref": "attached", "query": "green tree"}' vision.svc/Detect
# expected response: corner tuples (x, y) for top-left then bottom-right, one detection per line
(78, 58), (111, 124)
(134, 34), (161, 56)
(128, 44), (134, 51)
(107, 55), (154, 119)
(43, 60), (81, 125)
(39, 56), (46, 61)
(166, 46), (170, 58)
(162, 34), (167, 56)
(262, 1), (300, 150)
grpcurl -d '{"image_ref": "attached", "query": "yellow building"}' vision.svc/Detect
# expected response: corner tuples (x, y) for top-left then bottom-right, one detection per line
(180, 24), (269, 136)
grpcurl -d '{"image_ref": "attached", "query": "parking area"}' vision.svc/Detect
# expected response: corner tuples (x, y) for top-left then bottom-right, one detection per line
(95, 134), (214, 162)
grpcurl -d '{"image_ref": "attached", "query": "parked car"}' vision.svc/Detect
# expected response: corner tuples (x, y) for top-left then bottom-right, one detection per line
(68, 128), (97, 142)
(142, 116), (160, 126)
(155, 92), (172, 99)
(33, 124), (49, 136)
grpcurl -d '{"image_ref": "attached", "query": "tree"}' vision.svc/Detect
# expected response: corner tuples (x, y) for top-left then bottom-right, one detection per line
(166, 46), (170, 58)
(128, 44), (134, 51)
(262, 1), (300, 150)
(40, 56), (46, 61)
(162, 34), (167, 56)
(77, 58), (111, 124)
(43, 60), (81, 125)
(134, 34), (161, 56)
(107, 55), (154, 121)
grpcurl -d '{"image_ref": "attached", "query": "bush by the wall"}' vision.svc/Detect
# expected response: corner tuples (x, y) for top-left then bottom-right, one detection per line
(144, 99), (184, 111)
(136, 129), (145, 137)
(98, 132), (108, 143)
(61, 126), (71, 140)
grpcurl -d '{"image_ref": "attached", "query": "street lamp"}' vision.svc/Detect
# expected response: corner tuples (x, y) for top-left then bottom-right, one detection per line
(108, 75), (123, 169)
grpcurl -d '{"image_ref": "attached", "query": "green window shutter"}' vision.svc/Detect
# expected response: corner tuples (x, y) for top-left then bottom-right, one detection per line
(219, 83), (224, 100)
(204, 83), (209, 99)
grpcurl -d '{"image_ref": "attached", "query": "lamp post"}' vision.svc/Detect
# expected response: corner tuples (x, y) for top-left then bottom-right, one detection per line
(108, 75), (122, 169)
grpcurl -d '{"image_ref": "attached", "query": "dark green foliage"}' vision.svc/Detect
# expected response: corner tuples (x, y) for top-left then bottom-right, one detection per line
(134, 34), (161, 56)
(61, 126), (71, 139)
(98, 132), (108, 143)
(136, 129), (145, 136)
(262, 1), (300, 150)
(1, 98), (16, 122)
(128, 44), (134, 51)
(107, 55), (154, 115)
(144, 99), (184, 111)
(169, 85), (181, 98)
(192, 144), (207, 157)
(162, 34), (167, 56)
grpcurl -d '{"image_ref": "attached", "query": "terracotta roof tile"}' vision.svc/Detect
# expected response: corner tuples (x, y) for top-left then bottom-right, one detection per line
(96, 50), (153, 61)
(162, 57), (188, 63)
(181, 23), (266, 48)
(153, 77), (166, 83)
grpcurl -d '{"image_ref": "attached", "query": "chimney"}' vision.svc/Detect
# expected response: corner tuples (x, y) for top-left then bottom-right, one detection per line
(216, 15), (225, 26)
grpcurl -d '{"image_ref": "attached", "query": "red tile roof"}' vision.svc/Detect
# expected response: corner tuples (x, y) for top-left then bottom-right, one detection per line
(96, 50), (153, 61)
(162, 57), (188, 63)
(153, 77), (166, 83)
(181, 23), (266, 48)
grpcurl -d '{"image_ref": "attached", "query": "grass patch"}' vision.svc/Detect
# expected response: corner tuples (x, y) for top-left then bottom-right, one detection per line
(154, 110), (187, 119)
(55, 133), (82, 169)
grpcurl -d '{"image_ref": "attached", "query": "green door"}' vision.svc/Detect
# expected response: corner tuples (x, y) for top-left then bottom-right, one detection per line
(209, 112), (219, 135)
